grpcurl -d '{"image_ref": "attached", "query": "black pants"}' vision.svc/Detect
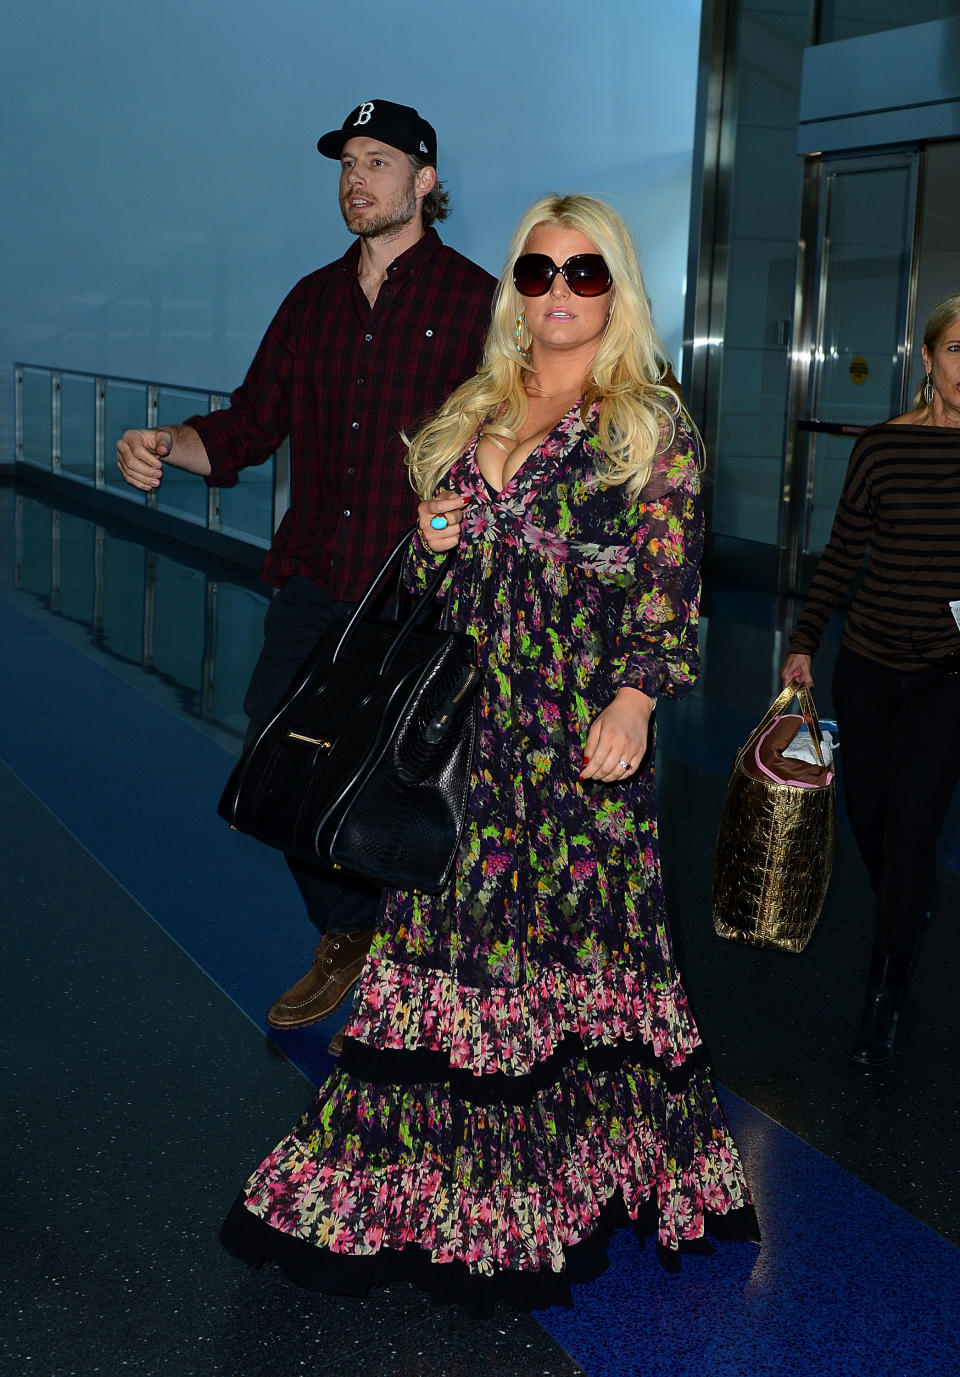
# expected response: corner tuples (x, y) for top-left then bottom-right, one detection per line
(243, 577), (380, 937)
(831, 645), (960, 955)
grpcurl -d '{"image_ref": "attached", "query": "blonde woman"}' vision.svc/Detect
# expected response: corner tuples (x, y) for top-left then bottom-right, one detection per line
(222, 195), (758, 1309)
(783, 294), (960, 1068)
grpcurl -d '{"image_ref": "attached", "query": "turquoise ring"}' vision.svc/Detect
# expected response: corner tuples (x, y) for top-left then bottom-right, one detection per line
(430, 515), (448, 530)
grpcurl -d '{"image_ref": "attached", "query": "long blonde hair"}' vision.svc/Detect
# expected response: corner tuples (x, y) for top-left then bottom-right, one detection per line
(913, 293), (960, 408)
(406, 194), (680, 499)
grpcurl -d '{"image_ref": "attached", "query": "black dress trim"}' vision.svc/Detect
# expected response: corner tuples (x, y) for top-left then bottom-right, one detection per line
(220, 1191), (761, 1318)
(338, 1030), (713, 1104)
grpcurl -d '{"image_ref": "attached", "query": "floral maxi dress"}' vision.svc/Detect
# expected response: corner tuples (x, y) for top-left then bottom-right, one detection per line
(221, 398), (759, 1311)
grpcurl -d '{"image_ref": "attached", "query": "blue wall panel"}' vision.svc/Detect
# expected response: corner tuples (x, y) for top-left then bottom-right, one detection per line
(798, 16), (960, 151)
(0, 0), (701, 454)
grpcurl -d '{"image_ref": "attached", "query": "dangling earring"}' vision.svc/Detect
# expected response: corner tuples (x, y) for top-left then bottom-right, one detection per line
(924, 371), (935, 406)
(514, 310), (529, 355)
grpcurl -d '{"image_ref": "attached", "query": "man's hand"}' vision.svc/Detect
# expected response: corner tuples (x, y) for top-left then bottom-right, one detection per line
(116, 424), (211, 489)
(116, 428), (174, 491)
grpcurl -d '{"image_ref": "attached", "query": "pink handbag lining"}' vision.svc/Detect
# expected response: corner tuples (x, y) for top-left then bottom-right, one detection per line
(753, 718), (833, 789)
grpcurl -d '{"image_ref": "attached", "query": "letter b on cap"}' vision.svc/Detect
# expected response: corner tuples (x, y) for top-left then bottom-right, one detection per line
(353, 102), (375, 126)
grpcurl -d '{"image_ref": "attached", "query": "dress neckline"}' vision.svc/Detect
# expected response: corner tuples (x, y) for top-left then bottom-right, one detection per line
(470, 398), (588, 498)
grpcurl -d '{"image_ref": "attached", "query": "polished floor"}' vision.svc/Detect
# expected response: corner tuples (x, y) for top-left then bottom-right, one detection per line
(2, 481), (959, 1377)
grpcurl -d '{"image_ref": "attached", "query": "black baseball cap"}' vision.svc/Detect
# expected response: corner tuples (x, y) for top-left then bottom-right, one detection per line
(317, 99), (438, 164)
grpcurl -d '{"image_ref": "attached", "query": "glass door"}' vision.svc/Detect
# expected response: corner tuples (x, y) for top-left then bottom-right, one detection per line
(780, 151), (920, 587)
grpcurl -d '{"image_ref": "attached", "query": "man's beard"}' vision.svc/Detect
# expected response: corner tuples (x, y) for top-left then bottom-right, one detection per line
(341, 178), (418, 240)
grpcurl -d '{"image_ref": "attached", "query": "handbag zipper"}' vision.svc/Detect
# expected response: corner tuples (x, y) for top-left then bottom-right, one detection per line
(424, 666), (481, 743)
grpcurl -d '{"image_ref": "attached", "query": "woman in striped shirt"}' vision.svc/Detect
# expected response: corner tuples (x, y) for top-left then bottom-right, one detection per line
(782, 294), (960, 1068)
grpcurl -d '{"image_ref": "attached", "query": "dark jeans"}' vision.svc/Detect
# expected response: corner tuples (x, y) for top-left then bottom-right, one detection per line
(243, 577), (380, 937)
(831, 645), (960, 955)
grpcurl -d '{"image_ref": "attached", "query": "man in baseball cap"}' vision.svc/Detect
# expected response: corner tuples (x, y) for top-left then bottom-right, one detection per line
(116, 100), (494, 1046)
(318, 99), (448, 270)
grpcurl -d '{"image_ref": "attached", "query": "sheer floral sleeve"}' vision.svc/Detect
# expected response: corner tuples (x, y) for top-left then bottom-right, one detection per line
(606, 411), (704, 701)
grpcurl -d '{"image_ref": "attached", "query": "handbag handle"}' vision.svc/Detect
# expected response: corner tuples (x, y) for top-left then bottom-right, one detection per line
(330, 526), (455, 675)
(737, 681), (827, 769)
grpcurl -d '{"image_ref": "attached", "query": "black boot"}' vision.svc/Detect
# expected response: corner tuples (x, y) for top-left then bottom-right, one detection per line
(848, 944), (916, 1068)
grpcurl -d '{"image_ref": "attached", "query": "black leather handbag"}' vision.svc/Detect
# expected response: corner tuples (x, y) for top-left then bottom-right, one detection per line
(217, 529), (481, 894)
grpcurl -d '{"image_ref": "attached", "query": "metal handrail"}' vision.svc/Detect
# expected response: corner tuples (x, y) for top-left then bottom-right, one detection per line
(796, 419), (868, 437)
(13, 362), (289, 554)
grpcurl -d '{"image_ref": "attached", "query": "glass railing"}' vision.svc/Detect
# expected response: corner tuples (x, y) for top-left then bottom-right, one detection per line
(7, 488), (267, 745)
(14, 363), (289, 553)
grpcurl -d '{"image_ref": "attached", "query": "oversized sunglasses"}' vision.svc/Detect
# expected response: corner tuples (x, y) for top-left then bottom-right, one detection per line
(513, 252), (612, 298)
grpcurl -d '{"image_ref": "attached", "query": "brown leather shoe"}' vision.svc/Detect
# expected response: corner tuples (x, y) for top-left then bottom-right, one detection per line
(266, 926), (374, 1030)
(327, 1029), (344, 1058)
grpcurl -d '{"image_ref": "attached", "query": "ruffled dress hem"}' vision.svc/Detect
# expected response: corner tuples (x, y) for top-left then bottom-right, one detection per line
(220, 1188), (760, 1317)
(221, 1029), (758, 1315)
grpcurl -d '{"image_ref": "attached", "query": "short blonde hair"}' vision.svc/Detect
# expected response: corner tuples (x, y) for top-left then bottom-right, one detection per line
(406, 193), (681, 499)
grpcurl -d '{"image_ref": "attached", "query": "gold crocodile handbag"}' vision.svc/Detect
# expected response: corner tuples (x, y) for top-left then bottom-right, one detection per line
(712, 682), (836, 953)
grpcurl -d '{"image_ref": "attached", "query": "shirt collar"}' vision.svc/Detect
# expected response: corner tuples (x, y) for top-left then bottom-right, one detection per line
(339, 226), (442, 280)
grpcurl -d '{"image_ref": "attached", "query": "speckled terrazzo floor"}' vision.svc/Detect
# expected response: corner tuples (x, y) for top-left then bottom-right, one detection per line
(2, 484), (959, 1377)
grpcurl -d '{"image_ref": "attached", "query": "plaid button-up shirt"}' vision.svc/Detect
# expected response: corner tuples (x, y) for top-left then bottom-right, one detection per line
(190, 228), (495, 597)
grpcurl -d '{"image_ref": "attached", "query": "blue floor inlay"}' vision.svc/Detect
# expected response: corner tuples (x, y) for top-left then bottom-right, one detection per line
(539, 1090), (960, 1376)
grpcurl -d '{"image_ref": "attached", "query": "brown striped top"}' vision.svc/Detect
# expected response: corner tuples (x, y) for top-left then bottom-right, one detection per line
(789, 423), (960, 670)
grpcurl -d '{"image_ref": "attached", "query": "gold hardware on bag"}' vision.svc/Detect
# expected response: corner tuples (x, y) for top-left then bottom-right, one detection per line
(424, 667), (482, 740)
(450, 667), (480, 704)
(287, 732), (333, 748)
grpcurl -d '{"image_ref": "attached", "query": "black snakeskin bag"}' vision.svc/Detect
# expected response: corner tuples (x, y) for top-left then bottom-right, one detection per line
(217, 529), (480, 894)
